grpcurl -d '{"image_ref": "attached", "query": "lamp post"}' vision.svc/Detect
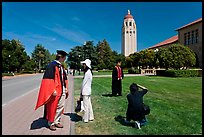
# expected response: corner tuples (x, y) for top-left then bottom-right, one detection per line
(78, 54), (81, 75)
(154, 48), (159, 52)
(83, 41), (86, 60)
(8, 54), (11, 73)
(154, 48), (159, 69)
(38, 51), (41, 71)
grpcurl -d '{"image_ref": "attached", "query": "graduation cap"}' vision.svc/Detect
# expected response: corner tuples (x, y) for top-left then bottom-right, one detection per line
(56, 50), (68, 57)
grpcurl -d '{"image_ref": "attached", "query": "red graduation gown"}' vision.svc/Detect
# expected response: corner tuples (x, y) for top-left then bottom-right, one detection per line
(35, 61), (66, 122)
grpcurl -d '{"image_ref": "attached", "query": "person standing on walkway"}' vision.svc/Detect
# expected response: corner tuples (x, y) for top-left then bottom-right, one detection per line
(35, 50), (69, 131)
(80, 59), (94, 123)
(112, 59), (124, 96)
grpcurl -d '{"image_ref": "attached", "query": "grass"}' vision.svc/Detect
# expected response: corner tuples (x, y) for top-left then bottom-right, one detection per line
(73, 70), (129, 76)
(73, 76), (202, 135)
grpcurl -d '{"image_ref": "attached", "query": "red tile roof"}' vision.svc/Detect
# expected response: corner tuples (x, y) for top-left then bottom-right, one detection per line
(175, 18), (202, 31)
(148, 35), (178, 49)
(124, 14), (133, 19)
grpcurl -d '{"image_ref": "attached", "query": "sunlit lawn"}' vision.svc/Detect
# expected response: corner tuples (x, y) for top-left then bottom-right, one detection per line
(73, 70), (128, 76)
(73, 76), (202, 135)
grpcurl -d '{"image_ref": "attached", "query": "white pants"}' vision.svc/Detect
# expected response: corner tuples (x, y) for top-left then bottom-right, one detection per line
(54, 94), (66, 124)
(48, 94), (66, 126)
(83, 95), (94, 122)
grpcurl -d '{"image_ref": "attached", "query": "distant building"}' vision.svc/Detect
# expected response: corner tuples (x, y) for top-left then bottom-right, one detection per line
(122, 10), (137, 57)
(148, 35), (178, 50)
(148, 18), (202, 68)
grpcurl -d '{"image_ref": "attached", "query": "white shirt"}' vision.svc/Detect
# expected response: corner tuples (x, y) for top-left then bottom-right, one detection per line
(54, 60), (66, 95)
(81, 69), (92, 95)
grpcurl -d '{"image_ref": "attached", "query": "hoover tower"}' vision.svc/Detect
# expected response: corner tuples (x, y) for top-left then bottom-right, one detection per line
(122, 10), (137, 56)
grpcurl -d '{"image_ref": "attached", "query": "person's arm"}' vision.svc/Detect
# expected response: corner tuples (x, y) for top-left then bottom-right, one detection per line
(65, 75), (69, 99)
(80, 71), (91, 96)
(121, 67), (124, 79)
(127, 94), (131, 104)
(65, 87), (68, 99)
(112, 67), (117, 80)
(137, 84), (147, 90)
(137, 84), (148, 94)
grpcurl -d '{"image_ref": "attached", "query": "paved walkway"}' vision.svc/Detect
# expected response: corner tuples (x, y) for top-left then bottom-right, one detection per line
(2, 75), (75, 135)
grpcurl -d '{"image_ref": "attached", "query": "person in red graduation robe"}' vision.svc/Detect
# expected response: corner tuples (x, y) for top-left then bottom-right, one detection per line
(112, 59), (124, 96)
(35, 50), (68, 131)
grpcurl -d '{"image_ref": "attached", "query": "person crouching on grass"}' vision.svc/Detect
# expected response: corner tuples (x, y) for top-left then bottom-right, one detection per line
(125, 83), (149, 129)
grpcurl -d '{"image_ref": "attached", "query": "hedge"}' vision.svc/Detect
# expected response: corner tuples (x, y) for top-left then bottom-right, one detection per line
(156, 69), (202, 77)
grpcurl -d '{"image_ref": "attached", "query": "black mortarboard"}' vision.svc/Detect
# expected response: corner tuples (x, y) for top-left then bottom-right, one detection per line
(56, 50), (68, 56)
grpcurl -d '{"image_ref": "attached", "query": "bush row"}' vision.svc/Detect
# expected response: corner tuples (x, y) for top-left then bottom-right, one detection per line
(128, 68), (141, 74)
(97, 69), (129, 73)
(156, 69), (202, 77)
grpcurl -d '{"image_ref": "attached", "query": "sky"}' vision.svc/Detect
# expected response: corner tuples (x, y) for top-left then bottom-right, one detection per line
(2, 2), (202, 56)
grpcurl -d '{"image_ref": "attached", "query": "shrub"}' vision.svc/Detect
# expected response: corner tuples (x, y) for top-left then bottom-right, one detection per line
(2, 73), (15, 77)
(156, 70), (166, 76)
(128, 68), (140, 74)
(20, 71), (35, 74)
(156, 69), (201, 77)
(98, 70), (113, 73)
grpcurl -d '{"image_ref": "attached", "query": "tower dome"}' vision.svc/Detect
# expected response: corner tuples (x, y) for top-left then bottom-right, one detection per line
(124, 10), (133, 19)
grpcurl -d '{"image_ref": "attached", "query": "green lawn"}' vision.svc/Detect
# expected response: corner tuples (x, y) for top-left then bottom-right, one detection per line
(73, 70), (128, 76)
(73, 76), (202, 135)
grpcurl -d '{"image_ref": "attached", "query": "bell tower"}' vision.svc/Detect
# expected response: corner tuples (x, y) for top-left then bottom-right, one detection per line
(122, 10), (137, 56)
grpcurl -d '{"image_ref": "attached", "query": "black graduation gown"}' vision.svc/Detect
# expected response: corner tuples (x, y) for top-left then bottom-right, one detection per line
(111, 66), (124, 96)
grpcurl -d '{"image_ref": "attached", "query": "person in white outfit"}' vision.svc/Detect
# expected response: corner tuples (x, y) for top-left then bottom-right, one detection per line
(80, 59), (94, 123)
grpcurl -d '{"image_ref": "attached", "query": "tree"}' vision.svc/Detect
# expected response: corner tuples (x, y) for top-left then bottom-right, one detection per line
(157, 48), (173, 70)
(82, 41), (98, 68)
(130, 52), (141, 68)
(22, 55), (36, 71)
(96, 41), (105, 69)
(139, 49), (155, 69)
(67, 45), (83, 70)
(31, 44), (52, 71)
(2, 39), (28, 73)
(96, 39), (114, 70)
(125, 55), (134, 68)
(168, 44), (196, 69)
(2, 39), (11, 72)
(44, 49), (53, 67)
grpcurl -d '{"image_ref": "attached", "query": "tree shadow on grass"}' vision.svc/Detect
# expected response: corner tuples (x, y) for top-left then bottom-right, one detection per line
(64, 112), (82, 122)
(114, 115), (135, 128)
(30, 117), (49, 130)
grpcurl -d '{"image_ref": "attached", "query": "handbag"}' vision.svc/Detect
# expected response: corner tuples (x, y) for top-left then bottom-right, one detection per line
(75, 100), (81, 113)
(143, 103), (150, 115)
(75, 98), (84, 113)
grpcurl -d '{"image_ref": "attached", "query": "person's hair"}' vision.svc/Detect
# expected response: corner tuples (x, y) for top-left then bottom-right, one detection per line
(116, 59), (121, 63)
(130, 83), (138, 94)
(83, 65), (93, 75)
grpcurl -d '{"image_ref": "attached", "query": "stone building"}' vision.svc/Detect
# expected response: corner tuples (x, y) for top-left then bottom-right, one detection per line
(148, 18), (202, 68)
(122, 10), (137, 57)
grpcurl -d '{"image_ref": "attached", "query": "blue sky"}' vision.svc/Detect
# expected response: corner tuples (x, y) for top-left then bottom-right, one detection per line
(2, 2), (202, 56)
